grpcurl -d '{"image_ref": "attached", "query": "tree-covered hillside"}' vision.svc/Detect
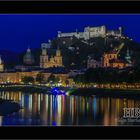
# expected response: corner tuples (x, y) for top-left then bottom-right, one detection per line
(51, 35), (140, 69)
(2, 35), (140, 69)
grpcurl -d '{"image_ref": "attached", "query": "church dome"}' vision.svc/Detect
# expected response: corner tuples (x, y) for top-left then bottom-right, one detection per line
(23, 48), (35, 65)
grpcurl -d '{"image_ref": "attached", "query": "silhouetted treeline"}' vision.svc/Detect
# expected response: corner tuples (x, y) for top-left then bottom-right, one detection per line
(73, 67), (140, 84)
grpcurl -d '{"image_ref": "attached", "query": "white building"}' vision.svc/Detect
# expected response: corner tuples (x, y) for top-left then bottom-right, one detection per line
(57, 25), (123, 40)
(41, 40), (51, 49)
(87, 57), (102, 69)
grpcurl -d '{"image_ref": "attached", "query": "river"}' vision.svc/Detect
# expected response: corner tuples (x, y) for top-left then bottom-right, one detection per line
(0, 91), (140, 126)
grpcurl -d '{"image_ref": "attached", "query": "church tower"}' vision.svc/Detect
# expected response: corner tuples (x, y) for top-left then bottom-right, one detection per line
(40, 46), (49, 68)
(0, 55), (4, 72)
(54, 47), (63, 66)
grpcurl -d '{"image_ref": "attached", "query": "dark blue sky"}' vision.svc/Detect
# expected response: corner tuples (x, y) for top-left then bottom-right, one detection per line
(0, 14), (140, 52)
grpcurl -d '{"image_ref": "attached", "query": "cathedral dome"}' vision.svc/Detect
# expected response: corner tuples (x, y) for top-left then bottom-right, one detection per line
(23, 48), (35, 65)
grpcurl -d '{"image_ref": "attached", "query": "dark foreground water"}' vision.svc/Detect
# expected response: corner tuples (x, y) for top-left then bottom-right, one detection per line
(0, 91), (140, 126)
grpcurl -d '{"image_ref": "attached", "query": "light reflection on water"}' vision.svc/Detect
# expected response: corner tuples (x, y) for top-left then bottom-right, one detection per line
(0, 91), (140, 126)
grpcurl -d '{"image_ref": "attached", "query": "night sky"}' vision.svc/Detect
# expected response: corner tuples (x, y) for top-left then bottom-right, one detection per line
(0, 14), (140, 53)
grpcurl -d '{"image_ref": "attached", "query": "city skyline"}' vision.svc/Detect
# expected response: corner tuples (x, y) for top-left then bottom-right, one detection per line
(0, 14), (140, 52)
(0, 14), (140, 126)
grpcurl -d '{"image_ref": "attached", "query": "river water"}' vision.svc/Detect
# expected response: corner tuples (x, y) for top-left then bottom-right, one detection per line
(0, 91), (140, 126)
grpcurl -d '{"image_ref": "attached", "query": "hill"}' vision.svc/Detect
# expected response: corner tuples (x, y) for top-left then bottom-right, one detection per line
(1, 35), (140, 70)
(50, 35), (140, 69)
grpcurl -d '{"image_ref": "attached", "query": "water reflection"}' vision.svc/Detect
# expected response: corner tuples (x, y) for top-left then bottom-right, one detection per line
(0, 91), (140, 126)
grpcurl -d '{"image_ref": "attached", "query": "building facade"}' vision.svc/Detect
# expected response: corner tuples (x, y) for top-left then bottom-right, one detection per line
(102, 51), (118, 67)
(102, 50), (131, 69)
(0, 70), (68, 84)
(40, 47), (63, 68)
(58, 25), (123, 40)
(0, 45), (67, 84)
(87, 45), (132, 69)
(87, 57), (102, 68)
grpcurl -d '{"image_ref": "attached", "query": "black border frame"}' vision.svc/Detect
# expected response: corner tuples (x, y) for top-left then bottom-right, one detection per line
(0, 1), (139, 13)
(0, 1), (140, 139)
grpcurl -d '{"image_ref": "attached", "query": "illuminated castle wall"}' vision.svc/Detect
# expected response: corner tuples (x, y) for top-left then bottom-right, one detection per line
(58, 25), (123, 40)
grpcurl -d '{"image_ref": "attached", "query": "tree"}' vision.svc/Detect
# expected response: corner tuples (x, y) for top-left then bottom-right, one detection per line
(36, 72), (45, 83)
(54, 77), (60, 84)
(22, 76), (35, 84)
(47, 74), (60, 85)
(65, 79), (69, 86)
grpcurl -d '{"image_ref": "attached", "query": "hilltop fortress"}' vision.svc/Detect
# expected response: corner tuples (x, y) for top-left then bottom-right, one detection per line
(58, 25), (123, 40)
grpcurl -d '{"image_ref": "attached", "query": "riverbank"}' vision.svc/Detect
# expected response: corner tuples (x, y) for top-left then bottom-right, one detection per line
(1, 85), (140, 98)
(0, 99), (20, 116)
(70, 88), (140, 99)
(0, 85), (67, 94)
(0, 85), (49, 93)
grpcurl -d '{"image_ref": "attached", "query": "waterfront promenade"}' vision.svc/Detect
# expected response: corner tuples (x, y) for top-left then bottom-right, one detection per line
(0, 83), (140, 98)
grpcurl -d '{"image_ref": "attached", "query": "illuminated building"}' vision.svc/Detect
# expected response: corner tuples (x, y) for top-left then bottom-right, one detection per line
(58, 25), (123, 40)
(102, 50), (130, 69)
(87, 56), (102, 68)
(87, 43), (133, 69)
(0, 43), (68, 84)
(102, 43), (132, 69)
(0, 70), (68, 84)
(40, 46), (63, 68)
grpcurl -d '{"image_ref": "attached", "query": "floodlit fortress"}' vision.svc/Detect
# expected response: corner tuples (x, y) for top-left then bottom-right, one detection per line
(57, 25), (123, 40)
